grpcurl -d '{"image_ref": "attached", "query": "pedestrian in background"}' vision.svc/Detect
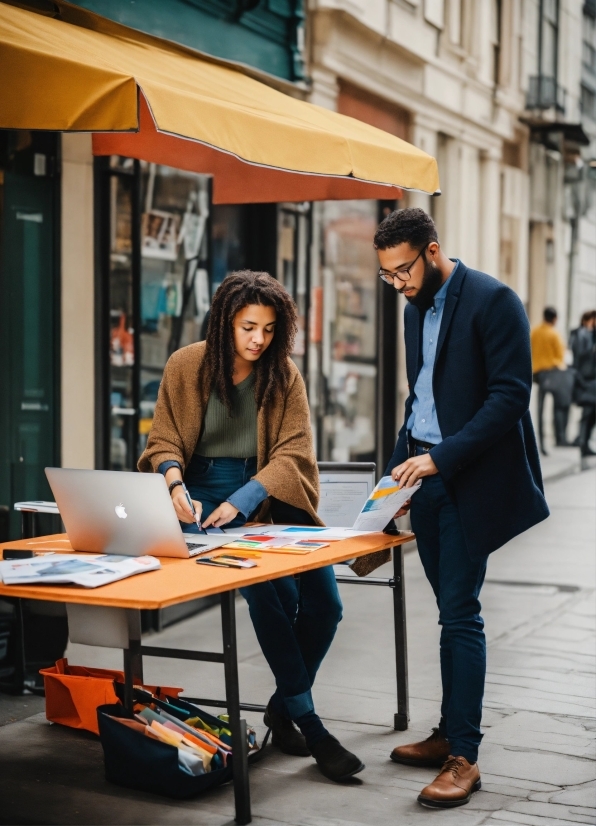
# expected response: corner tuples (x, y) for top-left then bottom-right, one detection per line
(570, 310), (596, 457)
(531, 307), (571, 454)
(374, 208), (548, 809)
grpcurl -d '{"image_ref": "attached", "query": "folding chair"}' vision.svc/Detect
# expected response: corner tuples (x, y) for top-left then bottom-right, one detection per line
(318, 462), (409, 731)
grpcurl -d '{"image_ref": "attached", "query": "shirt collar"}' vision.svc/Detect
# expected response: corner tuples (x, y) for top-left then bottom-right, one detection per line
(432, 259), (459, 309)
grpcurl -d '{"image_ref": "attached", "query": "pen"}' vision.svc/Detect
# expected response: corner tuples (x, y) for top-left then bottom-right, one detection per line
(181, 482), (207, 534)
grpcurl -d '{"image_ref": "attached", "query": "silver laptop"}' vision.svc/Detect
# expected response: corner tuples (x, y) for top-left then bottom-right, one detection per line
(45, 468), (230, 558)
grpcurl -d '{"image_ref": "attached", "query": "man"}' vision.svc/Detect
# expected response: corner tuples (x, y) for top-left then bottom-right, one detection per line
(375, 208), (549, 809)
(530, 307), (570, 453)
(570, 310), (596, 457)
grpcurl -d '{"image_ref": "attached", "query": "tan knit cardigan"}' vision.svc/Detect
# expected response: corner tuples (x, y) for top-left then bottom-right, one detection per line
(137, 341), (322, 525)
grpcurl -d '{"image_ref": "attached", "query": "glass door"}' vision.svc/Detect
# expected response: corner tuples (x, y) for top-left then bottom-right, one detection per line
(313, 200), (380, 463)
(138, 163), (211, 453)
(277, 203), (310, 377)
(106, 158), (137, 471)
(96, 158), (211, 469)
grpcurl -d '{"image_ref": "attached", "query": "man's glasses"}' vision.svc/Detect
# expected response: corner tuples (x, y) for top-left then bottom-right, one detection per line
(378, 244), (428, 284)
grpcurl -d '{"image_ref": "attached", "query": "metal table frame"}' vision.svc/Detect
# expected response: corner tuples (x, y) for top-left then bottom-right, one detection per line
(118, 591), (252, 824)
(120, 545), (406, 825)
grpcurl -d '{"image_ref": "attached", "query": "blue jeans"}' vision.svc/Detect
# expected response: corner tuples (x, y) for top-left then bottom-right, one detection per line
(183, 454), (257, 531)
(184, 454), (343, 721)
(240, 567), (343, 721)
(409, 466), (488, 763)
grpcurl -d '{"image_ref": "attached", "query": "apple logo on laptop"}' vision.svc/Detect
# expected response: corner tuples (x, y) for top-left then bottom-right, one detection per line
(115, 503), (127, 519)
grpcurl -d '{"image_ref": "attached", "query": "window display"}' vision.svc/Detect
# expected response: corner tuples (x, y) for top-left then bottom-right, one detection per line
(108, 165), (136, 471)
(277, 204), (310, 376)
(103, 158), (211, 470)
(313, 200), (379, 463)
(138, 163), (211, 454)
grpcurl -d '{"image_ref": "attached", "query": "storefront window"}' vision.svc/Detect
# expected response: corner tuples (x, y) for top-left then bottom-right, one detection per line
(277, 203), (310, 376)
(314, 200), (379, 463)
(108, 165), (136, 471)
(138, 163), (211, 454)
(101, 158), (211, 469)
(211, 205), (245, 293)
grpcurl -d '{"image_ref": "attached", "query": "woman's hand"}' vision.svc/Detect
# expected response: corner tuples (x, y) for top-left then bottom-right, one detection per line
(171, 490), (202, 524)
(202, 502), (239, 529)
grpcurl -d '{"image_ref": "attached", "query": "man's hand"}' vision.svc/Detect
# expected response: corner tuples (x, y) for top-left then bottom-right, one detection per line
(393, 501), (412, 519)
(392, 453), (439, 488)
(202, 502), (239, 529)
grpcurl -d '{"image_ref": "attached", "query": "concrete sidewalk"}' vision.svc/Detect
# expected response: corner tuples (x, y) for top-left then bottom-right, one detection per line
(1, 468), (594, 825)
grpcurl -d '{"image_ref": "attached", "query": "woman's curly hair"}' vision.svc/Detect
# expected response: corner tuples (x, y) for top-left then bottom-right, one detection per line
(201, 270), (298, 412)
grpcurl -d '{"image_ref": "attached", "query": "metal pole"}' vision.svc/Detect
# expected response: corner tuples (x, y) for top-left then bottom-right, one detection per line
(123, 610), (143, 711)
(392, 545), (409, 731)
(221, 590), (251, 825)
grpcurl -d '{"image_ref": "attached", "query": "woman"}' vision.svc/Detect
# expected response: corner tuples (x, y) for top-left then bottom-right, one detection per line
(139, 270), (364, 782)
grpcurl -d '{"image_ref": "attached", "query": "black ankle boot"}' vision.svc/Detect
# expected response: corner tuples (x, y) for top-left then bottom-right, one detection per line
(263, 703), (311, 756)
(310, 734), (365, 782)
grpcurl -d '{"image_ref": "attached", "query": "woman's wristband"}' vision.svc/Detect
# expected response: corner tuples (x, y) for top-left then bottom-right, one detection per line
(168, 479), (184, 495)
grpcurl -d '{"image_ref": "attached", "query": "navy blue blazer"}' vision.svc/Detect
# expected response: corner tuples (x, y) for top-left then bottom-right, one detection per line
(385, 262), (549, 558)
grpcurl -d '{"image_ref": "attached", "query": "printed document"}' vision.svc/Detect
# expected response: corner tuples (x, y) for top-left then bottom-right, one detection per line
(351, 476), (420, 531)
(0, 554), (161, 588)
(223, 476), (420, 538)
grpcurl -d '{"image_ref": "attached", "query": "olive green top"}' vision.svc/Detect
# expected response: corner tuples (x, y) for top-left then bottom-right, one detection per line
(195, 372), (258, 458)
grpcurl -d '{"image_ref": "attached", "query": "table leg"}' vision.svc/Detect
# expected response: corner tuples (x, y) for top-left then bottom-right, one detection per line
(123, 609), (143, 711)
(13, 512), (37, 694)
(221, 590), (251, 825)
(392, 546), (410, 731)
(20, 511), (37, 540)
(12, 598), (26, 694)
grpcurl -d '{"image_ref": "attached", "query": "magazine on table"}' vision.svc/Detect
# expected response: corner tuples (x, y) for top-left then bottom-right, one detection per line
(0, 554), (161, 588)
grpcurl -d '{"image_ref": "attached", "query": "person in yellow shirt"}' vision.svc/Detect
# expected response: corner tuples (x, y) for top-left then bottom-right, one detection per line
(531, 307), (569, 454)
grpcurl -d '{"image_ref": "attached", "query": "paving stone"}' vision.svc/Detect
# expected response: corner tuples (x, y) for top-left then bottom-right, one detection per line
(548, 781), (596, 807)
(509, 800), (596, 824)
(484, 811), (587, 825)
(482, 711), (595, 759)
(479, 742), (595, 786)
(486, 673), (596, 702)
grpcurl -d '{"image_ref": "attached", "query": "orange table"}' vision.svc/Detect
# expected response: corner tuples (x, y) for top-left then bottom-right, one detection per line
(0, 530), (414, 824)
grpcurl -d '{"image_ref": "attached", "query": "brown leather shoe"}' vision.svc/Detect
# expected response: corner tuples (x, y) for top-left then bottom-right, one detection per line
(390, 727), (451, 767)
(417, 755), (481, 808)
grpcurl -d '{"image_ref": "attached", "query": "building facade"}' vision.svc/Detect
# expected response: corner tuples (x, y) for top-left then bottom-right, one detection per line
(306, 0), (595, 436)
(0, 0), (592, 538)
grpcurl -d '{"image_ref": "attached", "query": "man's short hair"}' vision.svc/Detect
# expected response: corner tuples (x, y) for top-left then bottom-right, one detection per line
(374, 207), (438, 251)
(581, 310), (596, 326)
(543, 307), (558, 323)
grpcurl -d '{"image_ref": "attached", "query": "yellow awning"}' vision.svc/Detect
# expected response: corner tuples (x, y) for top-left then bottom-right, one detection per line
(0, 1), (439, 204)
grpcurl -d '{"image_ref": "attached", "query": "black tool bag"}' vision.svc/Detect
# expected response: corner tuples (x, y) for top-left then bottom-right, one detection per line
(97, 702), (234, 799)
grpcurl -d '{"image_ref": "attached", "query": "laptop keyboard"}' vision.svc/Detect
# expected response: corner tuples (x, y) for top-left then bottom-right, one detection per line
(186, 542), (211, 556)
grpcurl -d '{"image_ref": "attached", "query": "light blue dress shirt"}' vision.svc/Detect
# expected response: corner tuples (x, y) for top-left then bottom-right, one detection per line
(407, 261), (459, 445)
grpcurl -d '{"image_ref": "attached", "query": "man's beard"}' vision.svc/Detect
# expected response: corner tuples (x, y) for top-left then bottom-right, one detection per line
(403, 259), (443, 312)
